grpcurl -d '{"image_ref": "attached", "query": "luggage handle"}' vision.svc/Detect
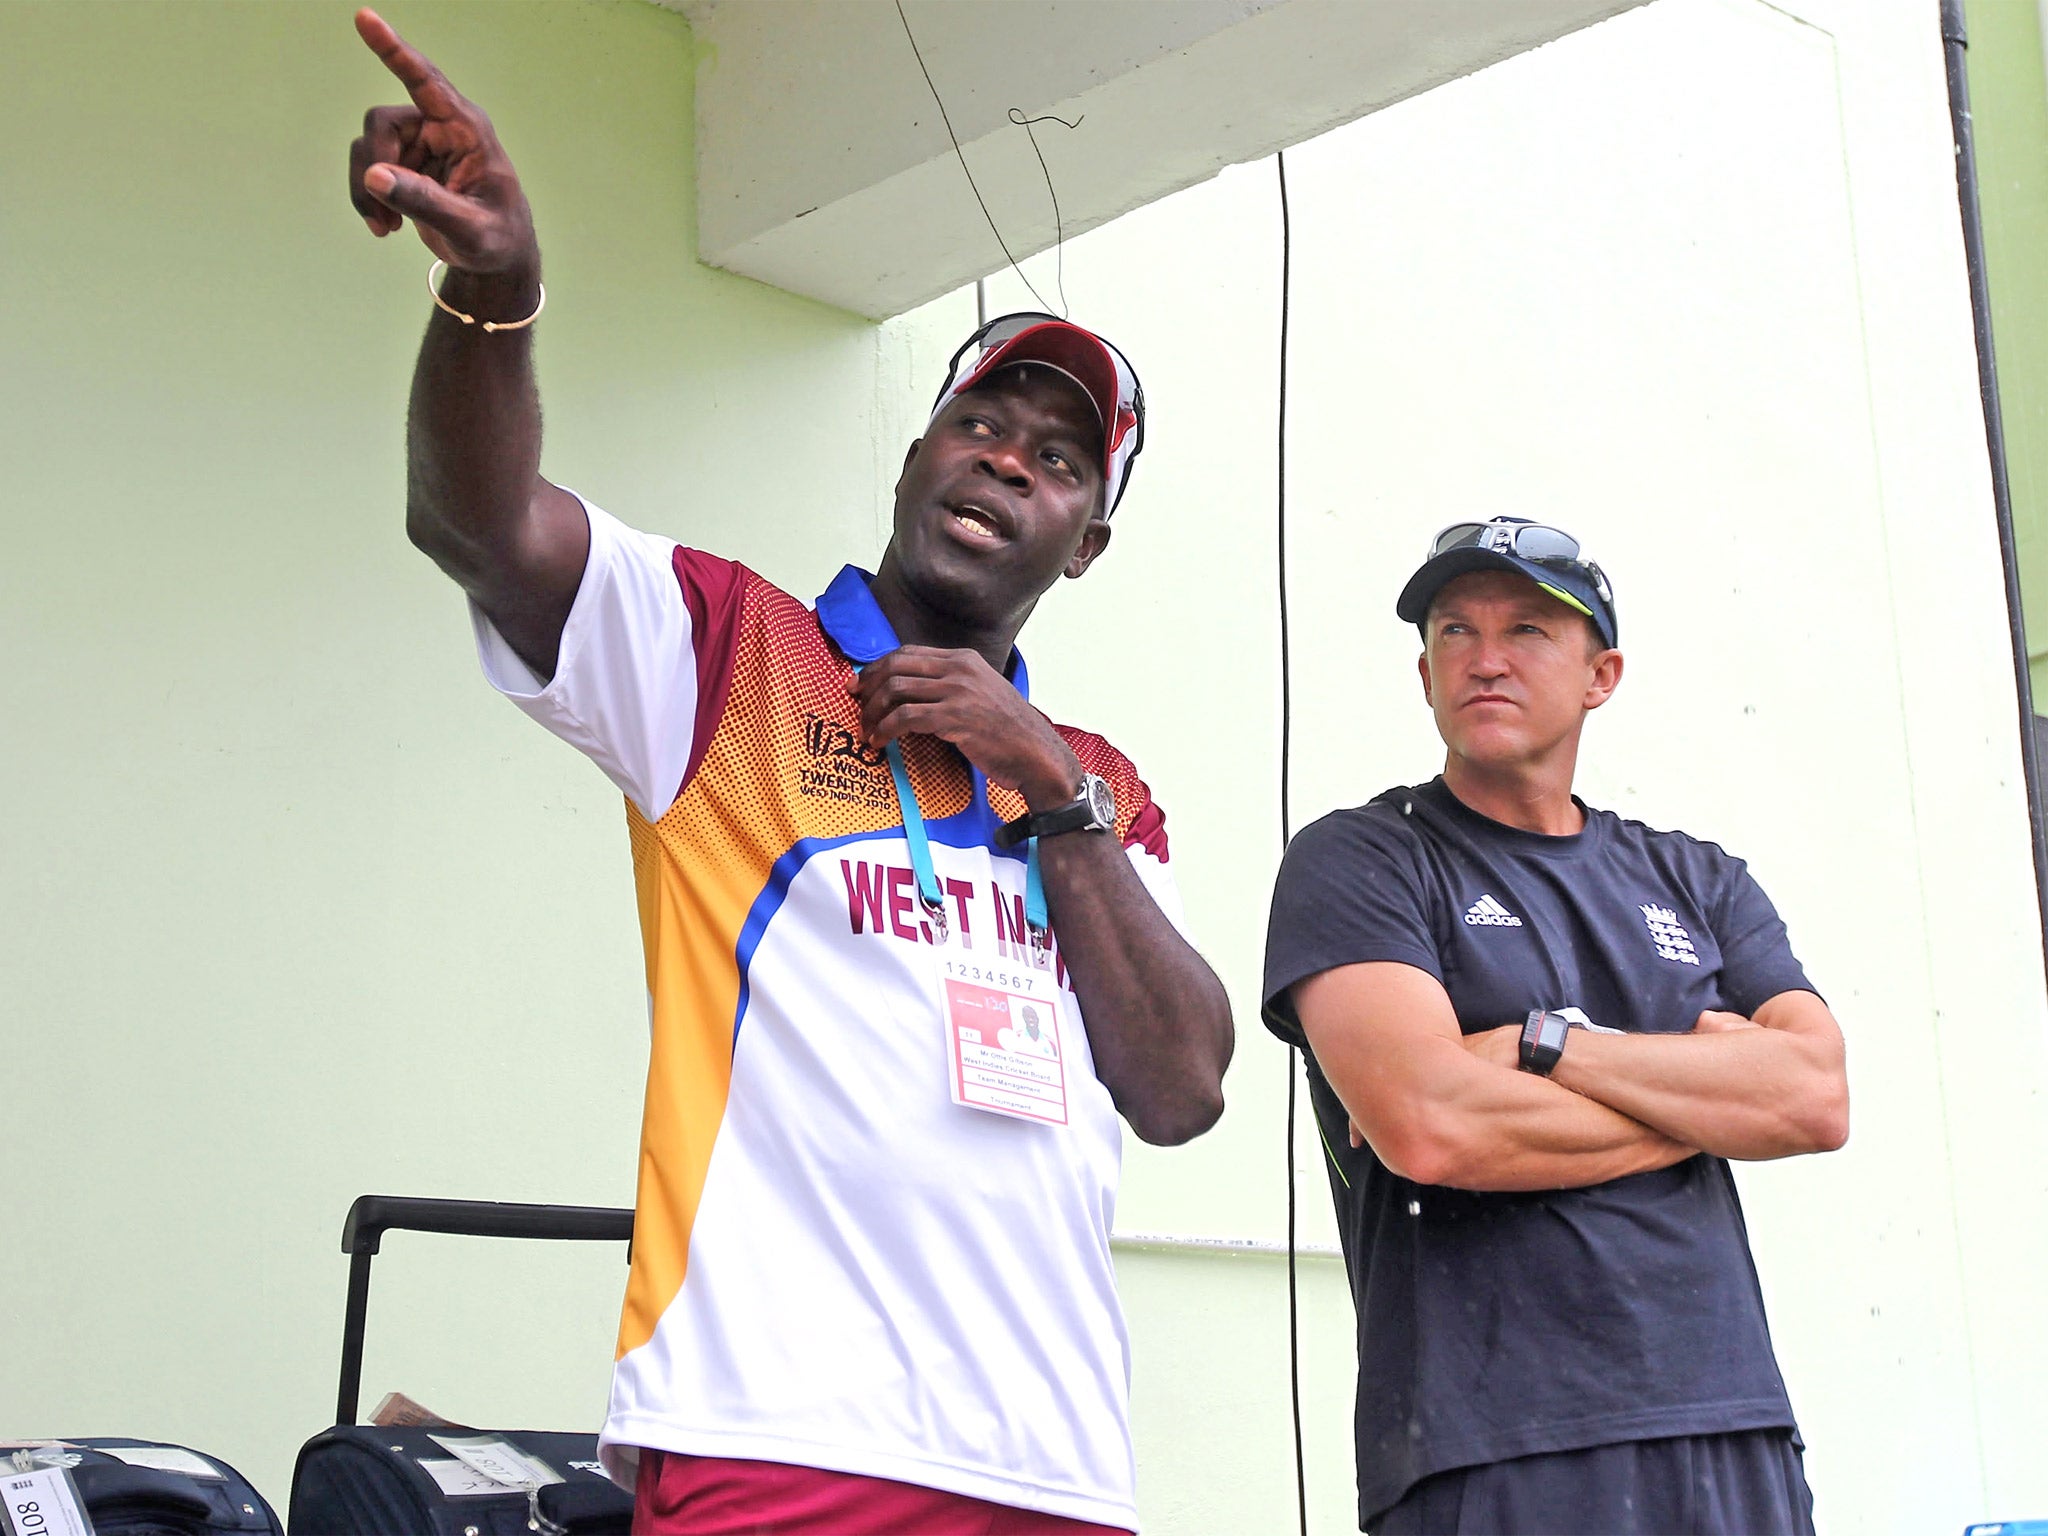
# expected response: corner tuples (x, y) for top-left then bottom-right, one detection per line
(335, 1195), (634, 1428)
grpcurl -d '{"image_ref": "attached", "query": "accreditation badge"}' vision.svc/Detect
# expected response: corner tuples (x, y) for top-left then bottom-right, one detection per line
(937, 939), (1071, 1126)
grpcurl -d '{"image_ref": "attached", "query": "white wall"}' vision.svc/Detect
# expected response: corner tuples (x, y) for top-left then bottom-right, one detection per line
(969, 0), (2048, 1527)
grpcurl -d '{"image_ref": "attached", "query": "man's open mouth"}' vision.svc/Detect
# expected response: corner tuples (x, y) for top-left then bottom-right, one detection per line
(945, 500), (1011, 543)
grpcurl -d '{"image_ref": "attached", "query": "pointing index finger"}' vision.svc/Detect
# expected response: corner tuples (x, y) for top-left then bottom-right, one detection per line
(354, 8), (465, 120)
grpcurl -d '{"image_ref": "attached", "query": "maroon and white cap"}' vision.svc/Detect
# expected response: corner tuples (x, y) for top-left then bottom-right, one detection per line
(929, 311), (1147, 516)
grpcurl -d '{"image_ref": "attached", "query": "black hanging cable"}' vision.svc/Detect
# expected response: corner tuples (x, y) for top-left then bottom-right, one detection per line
(1008, 109), (1081, 318)
(895, 0), (1058, 314)
(1277, 147), (1307, 1536)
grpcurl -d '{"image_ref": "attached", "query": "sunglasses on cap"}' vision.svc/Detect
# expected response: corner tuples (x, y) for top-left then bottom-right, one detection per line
(932, 311), (1147, 515)
(1428, 519), (1614, 607)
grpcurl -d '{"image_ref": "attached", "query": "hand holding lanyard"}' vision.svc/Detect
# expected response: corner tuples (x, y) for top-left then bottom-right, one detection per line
(857, 662), (1050, 963)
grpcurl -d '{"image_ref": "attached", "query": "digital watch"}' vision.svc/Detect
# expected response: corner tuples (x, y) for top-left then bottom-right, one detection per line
(1519, 1008), (1572, 1076)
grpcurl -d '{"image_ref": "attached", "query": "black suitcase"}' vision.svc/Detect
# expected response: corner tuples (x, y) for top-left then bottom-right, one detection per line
(5, 1437), (281, 1535)
(286, 1196), (635, 1536)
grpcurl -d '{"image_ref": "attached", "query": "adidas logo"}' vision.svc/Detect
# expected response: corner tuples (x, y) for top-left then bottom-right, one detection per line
(1463, 893), (1523, 928)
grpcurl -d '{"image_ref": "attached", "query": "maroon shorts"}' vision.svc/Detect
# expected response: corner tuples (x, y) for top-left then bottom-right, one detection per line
(630, 1450), (1135, 1536)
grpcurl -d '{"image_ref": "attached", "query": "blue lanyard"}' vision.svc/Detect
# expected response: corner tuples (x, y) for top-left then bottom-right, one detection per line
(877, 735), (1048, 939)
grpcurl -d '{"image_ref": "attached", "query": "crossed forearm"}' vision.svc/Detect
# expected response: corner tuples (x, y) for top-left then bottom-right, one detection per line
(1437, 1096), (1694, 1192)
(1034, 829), (1232, 1145)
(1550, 1012), (1848, 1161)
(1296, 964), (1692, 1193)
(1368, 1043), (1694, 1192)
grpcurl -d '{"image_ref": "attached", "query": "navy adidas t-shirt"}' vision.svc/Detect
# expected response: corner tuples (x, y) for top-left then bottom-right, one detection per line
(1262, 778), (1815, 1527)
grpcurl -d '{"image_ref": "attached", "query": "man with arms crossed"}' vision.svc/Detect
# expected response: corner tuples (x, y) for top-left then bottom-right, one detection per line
(345, 14), (1232, 1534)
(1262, 518), (1846, 1535)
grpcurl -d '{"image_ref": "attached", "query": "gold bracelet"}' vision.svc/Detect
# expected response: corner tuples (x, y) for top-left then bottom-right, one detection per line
(427, 259), (546, 332)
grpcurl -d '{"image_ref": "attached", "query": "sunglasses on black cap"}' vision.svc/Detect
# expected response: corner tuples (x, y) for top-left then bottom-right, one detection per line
(1428, 519), (1614, 607)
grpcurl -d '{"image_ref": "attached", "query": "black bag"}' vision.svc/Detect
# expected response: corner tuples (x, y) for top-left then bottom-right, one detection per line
(9, 1438), (281, 1536)
(288, 1428), (628, 1536)
(286, 1196), (634, 1536)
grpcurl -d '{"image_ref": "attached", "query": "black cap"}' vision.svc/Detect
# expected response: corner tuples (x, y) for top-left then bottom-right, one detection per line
(1397, 518), (1617, 648)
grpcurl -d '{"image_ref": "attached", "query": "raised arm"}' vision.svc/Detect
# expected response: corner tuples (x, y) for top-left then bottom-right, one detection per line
(1294, 961), (1695, 1192)
(1543, 991), (1848, 1161)
(348, 8), (587, 679)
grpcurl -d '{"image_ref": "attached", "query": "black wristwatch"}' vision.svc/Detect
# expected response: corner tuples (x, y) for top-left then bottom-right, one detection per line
(1519, 1008), (1571, 1076)
(994, 773), (1115, 848)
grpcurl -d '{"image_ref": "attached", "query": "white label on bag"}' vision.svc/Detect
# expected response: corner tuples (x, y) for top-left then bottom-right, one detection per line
(415, 1459), (510, 1499)
(2, 1467), (94, 1536)
(427, 1435), (562, 1490)
(96, 1447), (222, 1481)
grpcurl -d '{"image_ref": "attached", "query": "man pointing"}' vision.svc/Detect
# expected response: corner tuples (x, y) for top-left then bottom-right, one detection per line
(347, 12), (1232, 1533)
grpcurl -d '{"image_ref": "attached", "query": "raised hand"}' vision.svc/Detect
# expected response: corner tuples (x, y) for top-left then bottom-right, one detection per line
(347, 8), (538, 278)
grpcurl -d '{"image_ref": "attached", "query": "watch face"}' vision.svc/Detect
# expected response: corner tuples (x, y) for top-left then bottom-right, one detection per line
(1520, 1009), (1568, 1075)
(1086, 775), (1116, 829)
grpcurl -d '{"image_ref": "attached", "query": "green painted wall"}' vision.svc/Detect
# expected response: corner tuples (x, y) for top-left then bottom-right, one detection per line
(0, 2), (1344, 1526)
(1966, 0), (2048, 697)
(0, 0), (901, 1497)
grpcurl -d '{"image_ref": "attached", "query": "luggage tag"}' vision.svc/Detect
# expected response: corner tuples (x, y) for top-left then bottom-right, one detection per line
(93, 1447), (222, 1480)
(426, 1435), (566, 1536)
(2, 1465), (94, 1536)
(881, 738), (1070, 1127)
(415, 1460), (513, 1499)
(426, 1434), (563, 1493)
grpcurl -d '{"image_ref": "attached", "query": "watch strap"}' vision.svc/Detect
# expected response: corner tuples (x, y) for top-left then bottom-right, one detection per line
(995, 774), (1113, 849)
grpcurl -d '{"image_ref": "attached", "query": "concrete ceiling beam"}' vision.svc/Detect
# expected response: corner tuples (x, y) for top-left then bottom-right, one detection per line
(674, 0), (1645, 320)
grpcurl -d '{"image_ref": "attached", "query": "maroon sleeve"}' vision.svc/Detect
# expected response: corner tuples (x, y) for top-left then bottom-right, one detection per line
(672, 547), (749, 799)
(1055, 726), (1169, 862)
(1123, 798), (1169, 861)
